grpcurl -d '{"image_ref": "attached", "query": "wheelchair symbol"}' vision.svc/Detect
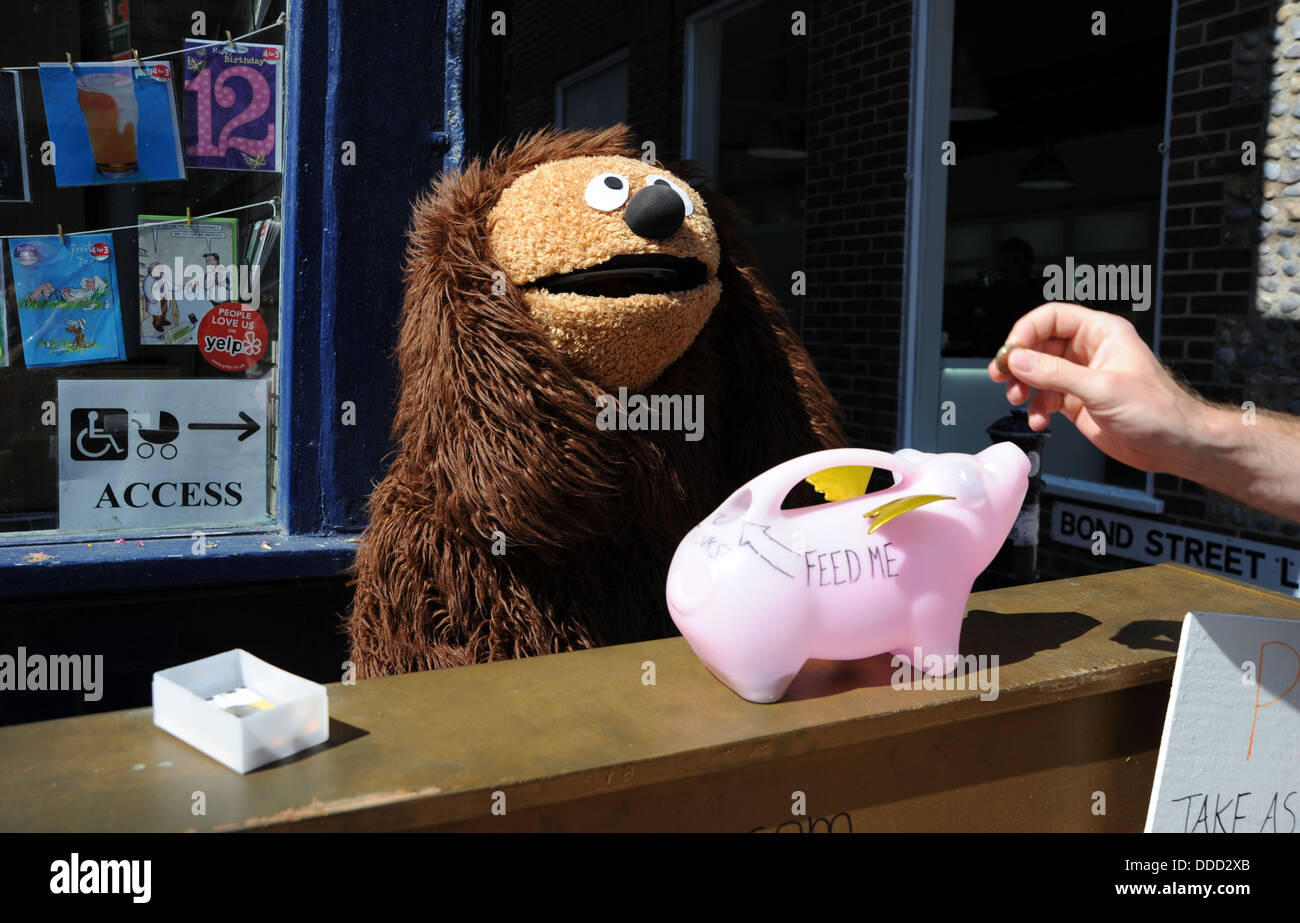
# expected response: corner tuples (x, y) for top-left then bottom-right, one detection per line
(71, 408), (129, 461)
(133, 411), (180, 460)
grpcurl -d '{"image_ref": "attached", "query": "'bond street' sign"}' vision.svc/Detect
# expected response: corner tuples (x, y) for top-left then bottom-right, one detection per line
(58, 379), (269, 532)
(1052, 501), (1300, 597)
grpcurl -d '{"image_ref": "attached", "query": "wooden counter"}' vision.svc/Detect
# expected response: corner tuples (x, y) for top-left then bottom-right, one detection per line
(3, 563), (1299, 832)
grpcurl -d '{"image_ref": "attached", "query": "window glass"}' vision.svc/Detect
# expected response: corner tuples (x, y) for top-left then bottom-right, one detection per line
(0, 0), (286, 537)
(557, 53), (628, 131)
(936, 0), (1169, 490)
(687, 0), (807, 329)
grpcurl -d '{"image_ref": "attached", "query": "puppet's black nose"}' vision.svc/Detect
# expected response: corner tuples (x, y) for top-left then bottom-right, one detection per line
(624, 184), (685, 239)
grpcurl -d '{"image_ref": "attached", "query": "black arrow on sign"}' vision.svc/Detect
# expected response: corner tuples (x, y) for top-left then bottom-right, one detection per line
(187, 411), (261, 442)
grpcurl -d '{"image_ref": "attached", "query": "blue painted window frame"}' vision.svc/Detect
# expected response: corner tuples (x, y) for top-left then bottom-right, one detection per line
(0, 0), (463, 597)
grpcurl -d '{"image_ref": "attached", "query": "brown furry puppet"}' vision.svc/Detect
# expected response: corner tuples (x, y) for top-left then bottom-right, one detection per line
(347, 125), (846, 677)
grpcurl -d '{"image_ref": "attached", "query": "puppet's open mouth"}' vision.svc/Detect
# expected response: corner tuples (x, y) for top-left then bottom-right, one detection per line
(528, 254), (709, 298)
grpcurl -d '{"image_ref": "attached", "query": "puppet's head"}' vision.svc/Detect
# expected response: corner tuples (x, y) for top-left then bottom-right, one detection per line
(488, 154), (721, 390)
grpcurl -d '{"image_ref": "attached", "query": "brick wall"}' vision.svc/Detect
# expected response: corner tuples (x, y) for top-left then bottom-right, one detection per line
(802, 0), (913, 448)
(1159, 0), (1274, 534)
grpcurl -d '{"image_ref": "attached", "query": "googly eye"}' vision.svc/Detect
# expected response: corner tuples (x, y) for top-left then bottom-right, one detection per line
(584, 173), (631, 211)
(646, 175), (695, 216)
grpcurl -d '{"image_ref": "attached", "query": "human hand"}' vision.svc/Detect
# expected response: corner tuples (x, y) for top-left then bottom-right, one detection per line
(987, 302), (1208, 475)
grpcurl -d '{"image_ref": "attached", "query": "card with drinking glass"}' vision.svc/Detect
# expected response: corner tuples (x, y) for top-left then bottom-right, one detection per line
(37, 61), (186, 187)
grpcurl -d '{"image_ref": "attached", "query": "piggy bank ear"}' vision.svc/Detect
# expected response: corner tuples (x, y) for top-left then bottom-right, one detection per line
(890, 448), (926, 484)
(805, 465), (873, 502)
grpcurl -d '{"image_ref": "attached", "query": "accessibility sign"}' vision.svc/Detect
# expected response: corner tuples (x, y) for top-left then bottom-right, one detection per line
(58, 379), (269, 531)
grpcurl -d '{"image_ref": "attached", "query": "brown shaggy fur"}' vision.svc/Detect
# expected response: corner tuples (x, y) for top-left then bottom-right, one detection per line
(347, 126), (847, 677)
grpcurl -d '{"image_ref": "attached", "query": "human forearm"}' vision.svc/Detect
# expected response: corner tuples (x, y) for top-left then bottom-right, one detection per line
(1175, 402), (1300, 525)
(989, 304), (1300, 524)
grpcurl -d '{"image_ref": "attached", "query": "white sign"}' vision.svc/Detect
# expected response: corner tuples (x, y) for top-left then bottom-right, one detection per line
(58, 379), (269, 531)
(1052, 501), (1300, 598)
(1147, 611), (1300, 833)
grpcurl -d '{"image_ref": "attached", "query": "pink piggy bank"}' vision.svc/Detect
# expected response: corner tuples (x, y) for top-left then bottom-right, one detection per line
(665, 443), (1031, 703)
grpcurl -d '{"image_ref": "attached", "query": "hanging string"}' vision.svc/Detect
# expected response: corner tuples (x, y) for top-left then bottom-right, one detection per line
(0, 13), (286, 238)
(0, 11), (287, 72)
(6, 197), (279, 240)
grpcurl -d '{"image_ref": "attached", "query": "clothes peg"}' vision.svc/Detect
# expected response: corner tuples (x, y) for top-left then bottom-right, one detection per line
(186, 206), (192, 226)
(57, 223), (64, 243)
(65, 53), (74, 72)
(226, 31), (236, 52)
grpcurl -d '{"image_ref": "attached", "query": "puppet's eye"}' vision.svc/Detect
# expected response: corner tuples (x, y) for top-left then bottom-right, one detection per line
(646, 175), (695, 216)
(585, 173), (631, 211)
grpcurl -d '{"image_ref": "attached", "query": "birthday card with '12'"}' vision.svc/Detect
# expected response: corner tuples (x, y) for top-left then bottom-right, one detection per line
(182, 40), (283, 173)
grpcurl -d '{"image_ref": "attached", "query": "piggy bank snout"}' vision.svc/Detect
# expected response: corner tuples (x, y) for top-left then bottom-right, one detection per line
(667, 555), (714, 614)
(979, 442), (1032, 483)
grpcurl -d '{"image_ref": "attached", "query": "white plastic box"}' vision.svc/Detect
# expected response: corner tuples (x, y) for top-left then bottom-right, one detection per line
(152, 649), (329, 774)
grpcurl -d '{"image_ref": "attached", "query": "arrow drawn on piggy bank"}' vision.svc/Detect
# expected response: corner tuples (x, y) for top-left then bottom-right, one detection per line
(738, 522), (801, 578)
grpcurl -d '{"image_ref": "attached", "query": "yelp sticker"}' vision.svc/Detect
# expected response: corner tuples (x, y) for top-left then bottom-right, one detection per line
(198, 302), (267, 372)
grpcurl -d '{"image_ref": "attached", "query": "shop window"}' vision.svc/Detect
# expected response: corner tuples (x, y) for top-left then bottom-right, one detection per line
(685, 0), (807, 328)
(0, 3), (288, 542)
(555, 50), (628, 131)
(914, 0), (1171, 508)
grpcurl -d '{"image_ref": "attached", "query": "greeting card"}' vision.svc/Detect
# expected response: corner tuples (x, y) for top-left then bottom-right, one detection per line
(0, 246), (9, 367)
(37, 61), (186, 187)
(0, 70), (31, 203)
(9, 233), (126, 366)
(182, 40), (283, 172)
(137, 215), (240, 345)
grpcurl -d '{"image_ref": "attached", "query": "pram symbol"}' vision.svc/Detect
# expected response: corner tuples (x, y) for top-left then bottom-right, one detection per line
(133, 411), (180, 459)
(71, 408), (129, 461)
